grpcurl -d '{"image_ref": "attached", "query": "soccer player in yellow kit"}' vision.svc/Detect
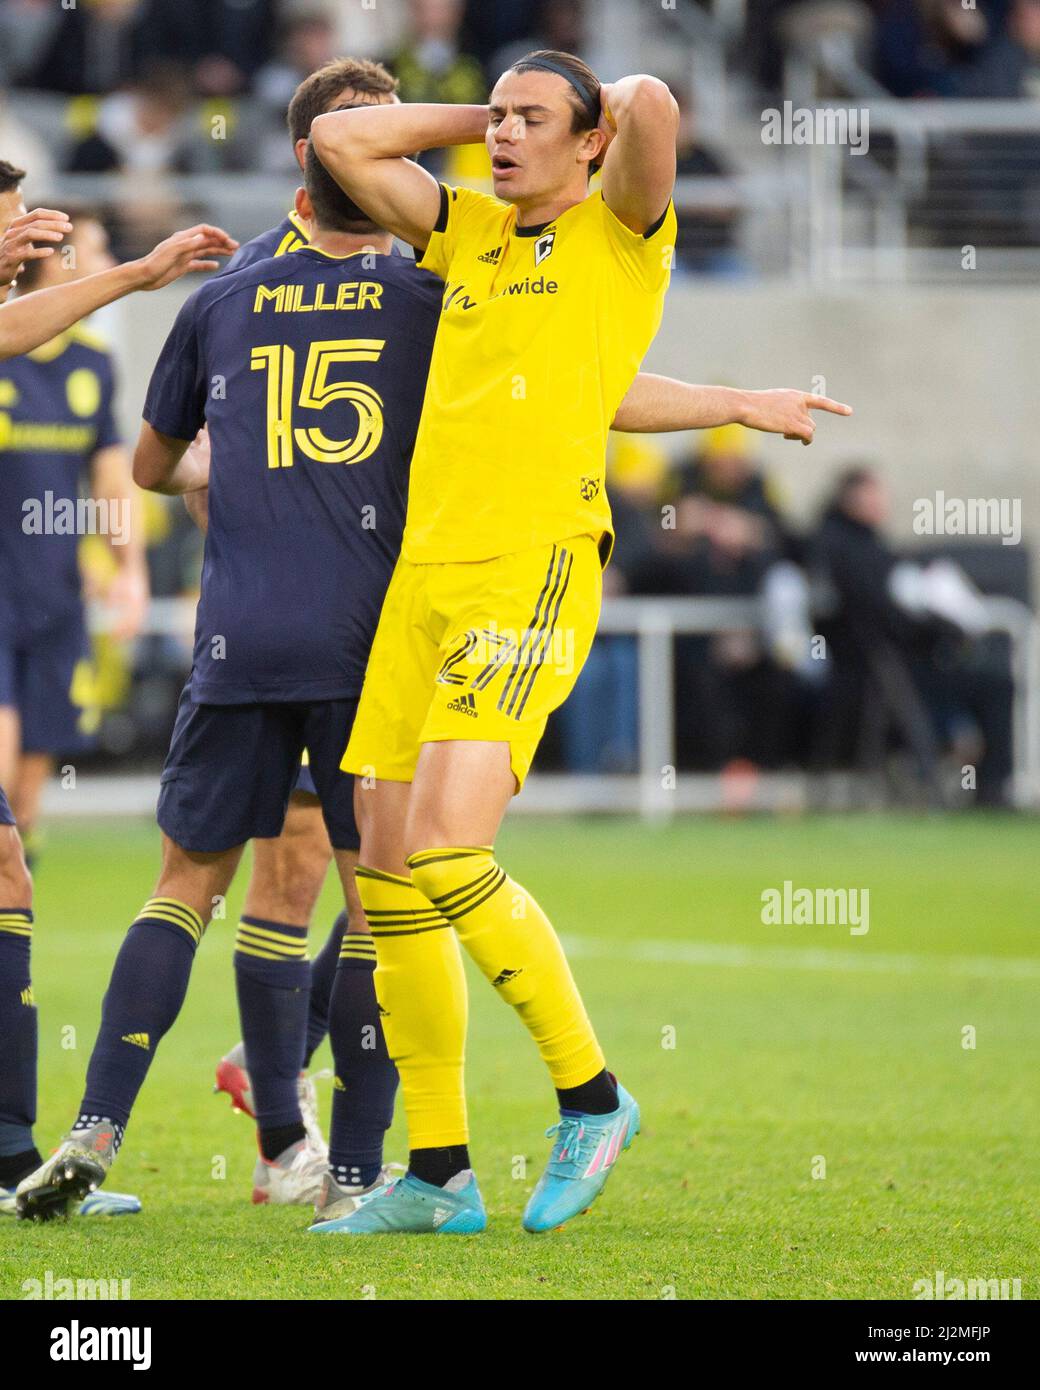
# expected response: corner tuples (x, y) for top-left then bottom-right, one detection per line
(310, 51), (850, 1235)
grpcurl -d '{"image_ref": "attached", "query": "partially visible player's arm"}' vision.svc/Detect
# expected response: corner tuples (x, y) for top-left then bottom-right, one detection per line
(611, 376), (853, 444)
(0, 208), (73, 300)
(180, 429), (211, 533)
(0, 223), (237, 360)
(311, 104), (486, 251)
(89, 444), (150, 639)
(133, 424), (208, 496)
(183, 485), (209, 534)
(598, 76), (679, 234)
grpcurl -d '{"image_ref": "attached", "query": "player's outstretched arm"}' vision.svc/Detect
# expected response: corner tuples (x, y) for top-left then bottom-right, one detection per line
(0, 223), (237, 360)
(598, 76), (679, 234)
(311, 103), (486, 251)
(611, 376), (852, 444)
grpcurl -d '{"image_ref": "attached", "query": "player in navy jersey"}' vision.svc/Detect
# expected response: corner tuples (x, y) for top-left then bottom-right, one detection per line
(0, 211), (149, 866)
(16, 139), (445, 1221)
(0, 159), (235, 1214)
(178, 59), (409, 1199)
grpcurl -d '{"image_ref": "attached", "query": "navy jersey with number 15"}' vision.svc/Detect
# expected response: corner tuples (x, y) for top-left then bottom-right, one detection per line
(143, 247), (442, 704)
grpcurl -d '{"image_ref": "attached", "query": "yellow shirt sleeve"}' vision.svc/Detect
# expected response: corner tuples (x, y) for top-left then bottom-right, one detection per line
(598, 194), (676, 292)
(418, 183), (502, 281)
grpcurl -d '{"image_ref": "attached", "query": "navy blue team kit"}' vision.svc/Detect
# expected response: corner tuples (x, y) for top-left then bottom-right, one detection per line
(0, 329), (120, 758)
(145, 222), (442, 851)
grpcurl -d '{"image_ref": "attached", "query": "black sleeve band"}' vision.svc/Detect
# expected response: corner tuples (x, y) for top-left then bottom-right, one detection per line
(642, 202), (671, 240)
(433, 182), (450, 235)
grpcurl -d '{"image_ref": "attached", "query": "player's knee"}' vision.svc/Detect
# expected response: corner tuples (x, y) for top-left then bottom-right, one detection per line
(408, 845), (495, 908)
(0, 833), (32, 909)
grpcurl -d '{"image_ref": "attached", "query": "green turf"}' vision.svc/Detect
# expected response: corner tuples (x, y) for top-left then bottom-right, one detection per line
(2, 813), (1037, 1300)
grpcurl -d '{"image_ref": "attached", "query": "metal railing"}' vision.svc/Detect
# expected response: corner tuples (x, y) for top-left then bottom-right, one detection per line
(74, 591), (1039, 820)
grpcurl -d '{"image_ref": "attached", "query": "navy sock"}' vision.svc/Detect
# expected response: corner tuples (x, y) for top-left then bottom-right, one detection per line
(79, 898), (205, 1129)
(0, 910), (36, 1158)
(0, 1146), (41, 1187)
(303, 910), (346, 1067)
(234, 916), (311, 1140)
(327, 935), (398, 1190)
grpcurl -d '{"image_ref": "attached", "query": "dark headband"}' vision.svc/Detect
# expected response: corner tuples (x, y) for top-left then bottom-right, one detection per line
(516, 58), (596, 113)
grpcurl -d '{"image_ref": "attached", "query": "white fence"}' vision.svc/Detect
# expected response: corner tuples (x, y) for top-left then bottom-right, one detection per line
(49, 591), (1038, 821)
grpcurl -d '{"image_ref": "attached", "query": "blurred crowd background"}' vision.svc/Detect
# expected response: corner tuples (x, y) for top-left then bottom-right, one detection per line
(1, 0), (1036, 812)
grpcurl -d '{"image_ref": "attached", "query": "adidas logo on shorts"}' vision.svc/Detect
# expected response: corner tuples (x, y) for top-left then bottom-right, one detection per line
(446, 693), (478, 717)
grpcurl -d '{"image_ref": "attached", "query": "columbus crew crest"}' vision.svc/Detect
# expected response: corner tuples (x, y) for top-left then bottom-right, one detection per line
(534, 230), (556, 266)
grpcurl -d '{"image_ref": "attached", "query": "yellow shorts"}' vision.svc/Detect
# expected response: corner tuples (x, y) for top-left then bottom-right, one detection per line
(342, 535), (602, 789)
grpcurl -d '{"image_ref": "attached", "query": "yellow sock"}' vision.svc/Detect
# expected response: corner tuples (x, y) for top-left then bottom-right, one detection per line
(354, 865), (469, 1148)
(407, 847), (605, 1090)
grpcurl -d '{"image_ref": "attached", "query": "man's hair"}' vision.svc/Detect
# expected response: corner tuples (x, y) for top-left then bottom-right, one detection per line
(304, 140), (380, 235)
(507, 50), (603, 172)
(287, 57), (398, 145)
(0, 160), (26, 195)
(832, 465), (878, 510)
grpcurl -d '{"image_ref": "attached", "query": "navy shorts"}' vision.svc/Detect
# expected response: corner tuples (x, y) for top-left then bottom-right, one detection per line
(0, 783), (14, 826)
(0, 613), (95, 754)
(157, 684), (360, 853)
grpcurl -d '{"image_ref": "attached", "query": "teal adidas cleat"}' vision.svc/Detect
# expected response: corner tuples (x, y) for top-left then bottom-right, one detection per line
(308, 1169), (487, 1235)
(522, 1082), (640, 1233)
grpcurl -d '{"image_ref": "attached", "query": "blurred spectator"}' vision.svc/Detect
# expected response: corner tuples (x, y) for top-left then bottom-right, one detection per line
(0, 93), (56, 194)
(662, 426), (805, 770)
(952, 0), (1040, 96)
(134, 0), (277, 96)
(65, 64), (195, 175)
(461, 0), (542, 72)
(872, 0), (1005, 97)
(389, 0), (486, 104)
(487, 0), (589, 77)
(8, 0), (143, 95)
(809, 467), (1013, 806)
(673, 93), (747, 277)
(256, 12), (338, 116)
(667, 424), (789, 595)
(256, 12), (340, 174)
(387, 0), (487, 175)
(556, 438), (670, 773)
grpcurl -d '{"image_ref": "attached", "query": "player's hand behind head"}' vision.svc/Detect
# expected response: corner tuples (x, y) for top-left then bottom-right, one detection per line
(134, 224), (239, 291)
(0, 208), (73, 292)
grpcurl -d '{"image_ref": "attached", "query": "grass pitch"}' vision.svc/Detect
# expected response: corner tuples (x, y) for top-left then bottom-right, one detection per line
(1, 812), (1037, 1300)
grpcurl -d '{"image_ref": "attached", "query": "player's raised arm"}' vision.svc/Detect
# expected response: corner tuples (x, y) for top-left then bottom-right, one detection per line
(611, 376), (853, 444)
(598, 76), (679, 234)
(310, 103), (486, 251)
(0, 223), (237, 360)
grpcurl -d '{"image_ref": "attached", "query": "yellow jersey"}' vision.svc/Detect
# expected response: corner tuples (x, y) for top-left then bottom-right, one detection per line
(408, 183), (676, 564)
